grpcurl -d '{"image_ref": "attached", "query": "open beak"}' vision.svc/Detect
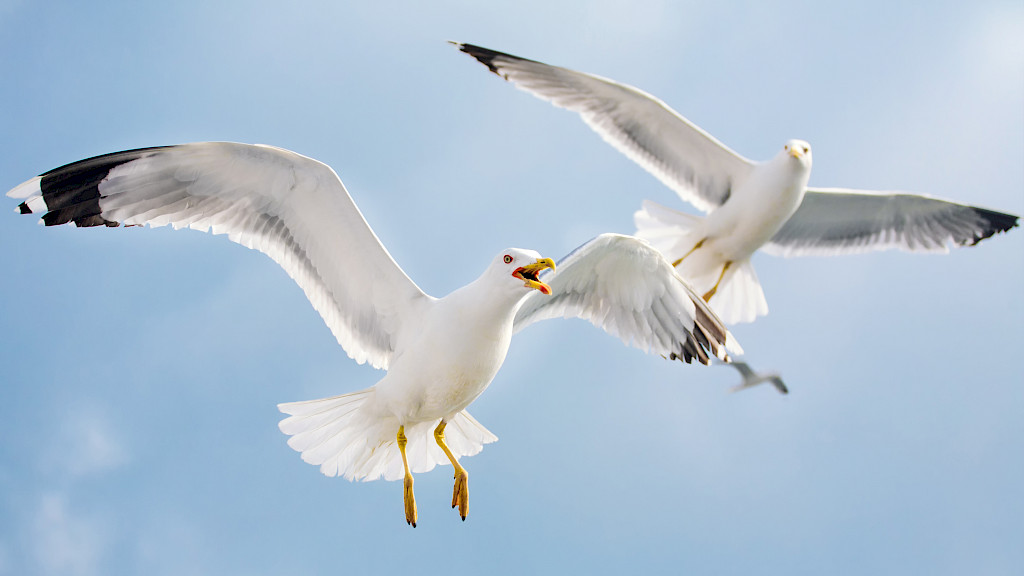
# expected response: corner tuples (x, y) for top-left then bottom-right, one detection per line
(513, 257), (556, 295)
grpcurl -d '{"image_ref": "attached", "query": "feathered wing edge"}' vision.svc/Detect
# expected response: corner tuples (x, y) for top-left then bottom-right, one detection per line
(513, 233), (740, 365)
(452, 42), (753, 214)
(278, 388), (497, 482)
(765, 187), (1019, 257)
(6, 142), (432, 370)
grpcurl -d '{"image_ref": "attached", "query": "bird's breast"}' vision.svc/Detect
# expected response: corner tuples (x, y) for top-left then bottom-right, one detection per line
(709, 164), (809, 257)
(376, 307), (515, 423)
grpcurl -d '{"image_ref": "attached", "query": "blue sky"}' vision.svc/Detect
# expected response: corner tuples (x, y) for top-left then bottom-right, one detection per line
(1, 1), (1022, 574)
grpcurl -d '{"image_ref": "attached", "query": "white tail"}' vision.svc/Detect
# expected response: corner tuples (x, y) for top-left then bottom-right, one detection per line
(278, 388), (498, 482)
(635, 200), (768, 324)
(634, 199), (703, 258)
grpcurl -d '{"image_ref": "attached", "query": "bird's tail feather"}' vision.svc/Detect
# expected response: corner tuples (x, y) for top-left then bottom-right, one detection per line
(634, 199), (703, 257)
(635, 200), (767, 324)
(278, 388), (497, 482)
(707, 259), (768, 325)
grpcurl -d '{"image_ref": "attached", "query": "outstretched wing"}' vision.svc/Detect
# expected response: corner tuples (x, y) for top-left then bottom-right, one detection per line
(8, 142), (432, 369)
(765, 187), (1020, 257)
(513, 234), (736, 365)
(454, 42), (753, 213)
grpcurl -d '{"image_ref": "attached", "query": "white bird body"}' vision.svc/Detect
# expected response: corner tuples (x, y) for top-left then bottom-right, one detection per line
(690, 143), (811, 262)
(635, 142), (811, 321)
(373, 258), (525, 427)
(284, 248), (545, 483)
(455, 43), (1019, 324)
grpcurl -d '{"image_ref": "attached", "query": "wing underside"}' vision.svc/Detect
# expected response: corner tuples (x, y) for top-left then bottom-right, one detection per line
(765, 187), (1019, 257)
(514, 233), (733, 365)
(8, 142), (432, 369)
(455, 42), (752, 213)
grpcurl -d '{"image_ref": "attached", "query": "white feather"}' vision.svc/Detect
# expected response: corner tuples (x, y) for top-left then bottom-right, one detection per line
(515, 234), (732, 362)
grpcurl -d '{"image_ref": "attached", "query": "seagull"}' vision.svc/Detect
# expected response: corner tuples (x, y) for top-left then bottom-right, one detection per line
(453, 42), (1020, 324)
(7, 141), (735, 527)
(725, 361), (788, 395)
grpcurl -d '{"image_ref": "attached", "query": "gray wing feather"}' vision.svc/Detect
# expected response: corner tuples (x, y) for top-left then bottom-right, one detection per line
(513, 233), (731, 365)
(455, 43), (753, 213)
(765, 187), (1019, 257)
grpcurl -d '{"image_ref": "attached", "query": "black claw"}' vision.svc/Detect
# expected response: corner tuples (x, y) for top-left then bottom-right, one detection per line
(461, 515), (466, 522)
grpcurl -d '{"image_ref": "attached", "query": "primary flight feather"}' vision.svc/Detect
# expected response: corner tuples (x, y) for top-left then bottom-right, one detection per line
(8, 141), (734, 526)
(453, 42), (1020, 324)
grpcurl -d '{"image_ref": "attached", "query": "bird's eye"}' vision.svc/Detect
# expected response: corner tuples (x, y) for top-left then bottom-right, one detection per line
(802, 146), (809, 154)
(503, 255), (513, 264)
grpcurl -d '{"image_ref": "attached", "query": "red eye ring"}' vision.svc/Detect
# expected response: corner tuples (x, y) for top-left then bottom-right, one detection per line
(503, 255), (513, 264)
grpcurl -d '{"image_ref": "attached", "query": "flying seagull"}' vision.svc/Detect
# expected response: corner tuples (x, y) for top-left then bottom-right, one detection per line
(453, 42), (1020, 324)
(725, 361), (788, 395)
(7, 142), (735, 527)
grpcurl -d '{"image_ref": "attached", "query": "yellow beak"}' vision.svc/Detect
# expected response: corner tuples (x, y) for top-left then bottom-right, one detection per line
(513, 257), (556, 295)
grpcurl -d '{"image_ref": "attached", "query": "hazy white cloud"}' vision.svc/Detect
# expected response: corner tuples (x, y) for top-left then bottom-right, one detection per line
(29, 493), (107, 576)
(973, 3), (1024, 78)
(65, 414), (127, 477)
(41, 408), (127, 478)
(579, 0), (676, 40)
(5, 408), (123, 575)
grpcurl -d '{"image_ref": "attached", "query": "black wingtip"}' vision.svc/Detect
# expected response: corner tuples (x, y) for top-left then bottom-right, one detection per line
(454, 42), (538, 78)
(30, 146), (169, 228)
(668, 310), (728, 367)
(964, 207), (1019, 246)
(454, 42), (505, 76)
(18, 201), (32, 214)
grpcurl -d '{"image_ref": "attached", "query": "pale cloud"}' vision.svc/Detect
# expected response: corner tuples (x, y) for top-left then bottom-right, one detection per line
(66, 413), (127, 477)
(926, 6), (1024, 199)
(6, 407), (123, 575)
(40, 407), (128, 478)
(973, 3), (1024, 79)
(30, 493), (107, 576)
(946, 5), (1024, 122)
(580, 0), (676, 39)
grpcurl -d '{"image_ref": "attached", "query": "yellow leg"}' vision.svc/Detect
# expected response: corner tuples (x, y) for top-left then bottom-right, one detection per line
(672, 238), (706, 267)
(702, 260), (732, 302)
(434, 420), (469, 521)
(397, 426), (417, 527)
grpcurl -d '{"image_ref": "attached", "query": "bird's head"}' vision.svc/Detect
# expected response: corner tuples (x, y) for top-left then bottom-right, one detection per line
(493, 248), (555, 295)
(782, 139), (813, 167)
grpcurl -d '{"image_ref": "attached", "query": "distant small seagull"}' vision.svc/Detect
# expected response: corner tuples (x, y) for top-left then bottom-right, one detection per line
(726, 361), (788, 395)
(8, 142), (735, 527)
(453, 42), (1020, 324)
